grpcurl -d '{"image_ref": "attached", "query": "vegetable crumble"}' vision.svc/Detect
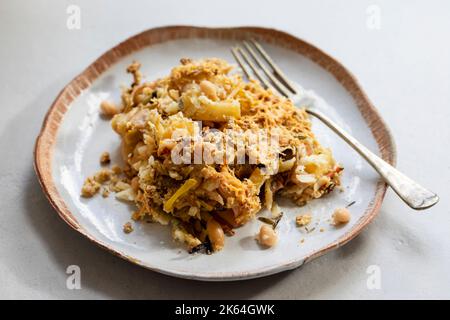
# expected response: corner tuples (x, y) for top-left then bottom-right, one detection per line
(81, 58), (342, 253)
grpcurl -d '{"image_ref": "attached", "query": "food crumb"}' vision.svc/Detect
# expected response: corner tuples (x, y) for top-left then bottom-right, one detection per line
(332, 207), (351, 225)
(94, 168), (112, 183)
(296, 214), (312, 227)
(123, 222), (133, 234)
(81, 177), (100, 197)
(300, 238), (305, 244)
(319, 228), (325, 232)
(101, 188), (110, 198)
(100, 152), (111, 165)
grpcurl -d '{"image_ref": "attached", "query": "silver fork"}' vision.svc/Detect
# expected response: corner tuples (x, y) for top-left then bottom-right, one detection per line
(231, 40), (439, 210)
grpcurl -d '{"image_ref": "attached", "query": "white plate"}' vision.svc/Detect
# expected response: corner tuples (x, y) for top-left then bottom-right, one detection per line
(34, 26), (395, 281)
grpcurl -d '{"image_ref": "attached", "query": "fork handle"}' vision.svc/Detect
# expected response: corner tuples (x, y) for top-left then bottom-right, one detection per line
(306, 108), (439, 210)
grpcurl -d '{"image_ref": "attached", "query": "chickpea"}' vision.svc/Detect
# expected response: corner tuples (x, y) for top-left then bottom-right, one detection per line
(257, 225), (278, 247)
(100, 100), (119, 117)
(332, 207), (351, 225)
(207, 218), (225, 252)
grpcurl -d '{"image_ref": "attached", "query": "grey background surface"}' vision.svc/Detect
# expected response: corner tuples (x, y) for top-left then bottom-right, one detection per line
(0, 0), (449, 299)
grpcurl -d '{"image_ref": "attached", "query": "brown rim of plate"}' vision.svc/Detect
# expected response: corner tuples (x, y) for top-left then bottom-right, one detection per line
(33, 25), (396, 281)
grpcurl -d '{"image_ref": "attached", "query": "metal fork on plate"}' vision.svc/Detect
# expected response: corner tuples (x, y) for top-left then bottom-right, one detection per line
(231, 40), (438, 210)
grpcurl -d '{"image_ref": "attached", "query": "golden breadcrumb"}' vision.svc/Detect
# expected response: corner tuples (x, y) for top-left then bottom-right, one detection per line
(123, 222), (134, 234)
(296, 214), (312, 227)
(100, 151), (111, 165)
(81, 177), (100, 197)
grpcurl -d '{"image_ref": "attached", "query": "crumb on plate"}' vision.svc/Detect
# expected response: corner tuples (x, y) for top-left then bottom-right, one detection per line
(100, 151), (111, 165)
(296, 214), (312, 227)
(81, 177), (100, 197)
(123, 222), (133, 234)
(101, 187), (110, 198)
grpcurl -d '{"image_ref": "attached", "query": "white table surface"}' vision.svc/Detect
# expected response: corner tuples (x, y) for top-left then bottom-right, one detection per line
(1, 0), (449, 299)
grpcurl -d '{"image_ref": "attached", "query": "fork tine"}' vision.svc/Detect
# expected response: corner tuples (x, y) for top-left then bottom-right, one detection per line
(231, 47), (251, 79)
(250, 39), (297, 94)
(234, 46), (280, 94)
(242, 41), (292, 98)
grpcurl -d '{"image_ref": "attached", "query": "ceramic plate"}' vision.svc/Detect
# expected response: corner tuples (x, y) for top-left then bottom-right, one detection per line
(34, 26), (395, 281)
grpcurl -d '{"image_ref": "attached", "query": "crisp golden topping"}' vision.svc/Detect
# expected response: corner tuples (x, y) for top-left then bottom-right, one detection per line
(94, 169), (111, 184)
(111, 164), (122, 175)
